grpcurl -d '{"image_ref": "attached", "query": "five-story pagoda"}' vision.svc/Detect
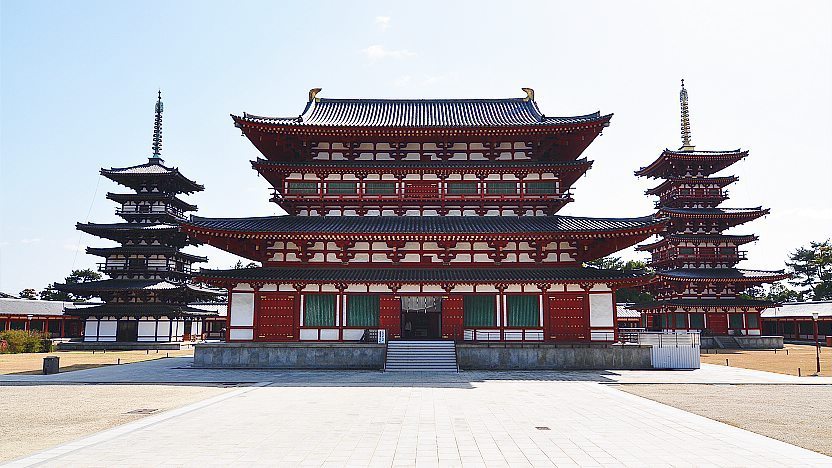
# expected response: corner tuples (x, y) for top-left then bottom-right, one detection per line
(58, 92), (221, 343)
(631, 81), (788, 337)
(183, 88), (665, 345)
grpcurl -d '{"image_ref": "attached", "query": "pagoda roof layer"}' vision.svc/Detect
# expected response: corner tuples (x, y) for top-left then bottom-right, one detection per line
(656, 268), (789, 283)
(184, 214), (663, 237)
(67, 303), (218, 318)
(85, 246), (208, 263)
(660, 207), (769, 224)
(237, 97), (609, 129)
(635, 149), (747, 178)
(106, 192), (197, 212)
(646, 176), (738, 195)
(56, 279), (222, 295)
(101, 159), (203, 194)
(636, 234), (758, 251)
(197, 266), (650, 286)
(628, 298), (779, 311)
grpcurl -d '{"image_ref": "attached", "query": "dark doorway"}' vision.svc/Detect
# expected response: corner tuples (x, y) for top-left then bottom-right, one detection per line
(116, 320), (138, 342)
(400, 296), (442, 340)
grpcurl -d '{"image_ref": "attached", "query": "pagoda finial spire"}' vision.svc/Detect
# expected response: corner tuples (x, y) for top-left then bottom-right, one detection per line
(679, 79), (694, 151)
(150, 90), (164, 162)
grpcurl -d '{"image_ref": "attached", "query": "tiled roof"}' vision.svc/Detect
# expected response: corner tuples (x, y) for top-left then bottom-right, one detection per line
(185, 215), (661, 235)
(661, 149), (746, 157)
(106, 193), (197, 211)
(85, 246), (207, 263)
(197, 267), (650, 284)
(660, 207), (769, 218)
(56, 279), (221, 295)
(78, 222), (180, 232)
(762, 301), (832, 319)
(629, 298), (779, 310)
(0, 298), (82, 316)
(253, 158), (593, 170)
(67, 303), (218, 318)
(645, 176), (738, 195)
(635, 149), (747, 178)
(238, 97), (609, 128)
(615, 304), (641, 318)
(100, 159), (204, 193)
(657, 268), (789, 282)
(637, 234), (758, 251)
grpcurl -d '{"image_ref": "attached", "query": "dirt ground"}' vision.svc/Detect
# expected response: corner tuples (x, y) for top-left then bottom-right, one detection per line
(701, 344), (831, 377)
(615, 384), (832, 457)
(0, 349), (194, 375)
(0, 384), (232, 462)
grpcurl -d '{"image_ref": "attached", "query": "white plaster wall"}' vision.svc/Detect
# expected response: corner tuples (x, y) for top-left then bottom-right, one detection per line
(589, 293), (614, 327)
(230, 329), (253, 340)
(98, 320), (117, 342)
(137, 321), (157, 341)
(230, 292), (255, 327)
(84, 320), (99, 342)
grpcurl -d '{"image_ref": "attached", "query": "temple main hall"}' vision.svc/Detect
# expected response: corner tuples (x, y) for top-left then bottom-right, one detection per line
(182, 88), (666, 346)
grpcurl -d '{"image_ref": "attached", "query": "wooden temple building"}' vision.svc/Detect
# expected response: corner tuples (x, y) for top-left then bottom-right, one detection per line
(57, 92), (222, 343)
(182, 88), (666, 345)
(630, 81), (788, 337)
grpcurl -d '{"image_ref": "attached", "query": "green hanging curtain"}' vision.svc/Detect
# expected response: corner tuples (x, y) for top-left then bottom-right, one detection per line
(347, 295), (379, 327)
(507, 295), (539, 327)
(464, 295), (496, 327)
(304, 294), (336, 326)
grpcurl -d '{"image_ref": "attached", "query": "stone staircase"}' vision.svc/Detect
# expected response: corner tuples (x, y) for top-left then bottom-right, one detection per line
(712, 335), (743, 349)
(385, 340), (458, 372)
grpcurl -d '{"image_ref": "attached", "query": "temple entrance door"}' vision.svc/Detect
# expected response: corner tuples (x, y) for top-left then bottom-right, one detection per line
(546, 293), (589, 342)
(256, 293), (298, 341)
(400, 296), (442, 340)
(707, 313), (729, 335)
(116, 320), (138, 342)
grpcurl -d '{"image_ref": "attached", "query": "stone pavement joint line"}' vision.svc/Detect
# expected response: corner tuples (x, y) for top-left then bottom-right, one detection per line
(4, 368), (830, 467)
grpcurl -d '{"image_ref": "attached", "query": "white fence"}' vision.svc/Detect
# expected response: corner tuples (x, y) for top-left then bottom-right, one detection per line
(637, 331), (701, 370)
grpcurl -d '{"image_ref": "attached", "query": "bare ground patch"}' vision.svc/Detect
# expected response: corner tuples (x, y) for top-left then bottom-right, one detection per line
(0, 384), (230, 462)
(614, 383), (832, 456)
(0, 349), (194, 375)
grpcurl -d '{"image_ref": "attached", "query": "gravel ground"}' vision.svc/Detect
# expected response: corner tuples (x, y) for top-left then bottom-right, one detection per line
(0, 350), (194, 375)
(614, 384), (832, 456)
(0, 384), (231, 462)
(701, 344), (831, 377)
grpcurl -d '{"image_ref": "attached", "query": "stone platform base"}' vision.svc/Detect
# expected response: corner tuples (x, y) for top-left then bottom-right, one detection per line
(457, 343), (653, 370)
(58, 341), (194, 351)
(194, 342), (386, 369)
(701, 336), (783, 350)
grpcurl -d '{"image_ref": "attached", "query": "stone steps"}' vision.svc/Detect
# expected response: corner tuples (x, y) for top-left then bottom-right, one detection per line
(385, 340), (458, 372)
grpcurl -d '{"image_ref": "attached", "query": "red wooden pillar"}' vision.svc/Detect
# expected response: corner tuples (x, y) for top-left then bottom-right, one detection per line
(379, 295), (401, 339)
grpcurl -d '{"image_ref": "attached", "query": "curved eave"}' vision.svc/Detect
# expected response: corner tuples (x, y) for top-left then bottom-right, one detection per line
(660, 208), (769, 220)
(635, 149), (747, 178)
(100, 170), (204, 194)
(636, 234), (759, 251)
(656, 272), (790, 283)
(232, 113), (613, 137)
(84, 247), (208, 263)
(645, 176), (739, 195)
(106, 193), (198, 212)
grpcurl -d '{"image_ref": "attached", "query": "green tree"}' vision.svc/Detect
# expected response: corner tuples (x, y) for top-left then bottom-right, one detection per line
(231, 260), (258, 269)
(585, 256), (654, 303)
(786, 239), (832, 300)
(39, 269), (102, 302)
(18, 288), (38, 300)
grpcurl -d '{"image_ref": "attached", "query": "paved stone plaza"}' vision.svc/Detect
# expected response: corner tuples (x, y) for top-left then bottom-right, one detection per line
(3, 360), (831, 467)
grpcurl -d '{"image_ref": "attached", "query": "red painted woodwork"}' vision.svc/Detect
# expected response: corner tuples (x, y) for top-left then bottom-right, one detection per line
(379, 295), (401, 339)
(546, 293), (589, 342)
(707, 313), (729, 335)
(441, 296), (464, 340)
(405, 181), (439, 197)
(255, 293), (298, 341)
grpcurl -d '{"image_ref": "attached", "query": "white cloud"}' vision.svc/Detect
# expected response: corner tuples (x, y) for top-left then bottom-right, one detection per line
(361, 45), (415, 61)
(20, 238), (41, 244)
(375, 16), (391, 31)
(63, 243), (86, 253)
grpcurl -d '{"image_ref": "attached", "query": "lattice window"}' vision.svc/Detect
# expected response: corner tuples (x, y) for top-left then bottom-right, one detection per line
(486, 182), (517, 195)
(287, 182), (318, 195)
(447, 182), (478, 195)
(365, 182), (396, 195)
(525, 181), (557, 195)
(327, 182), (357, 195)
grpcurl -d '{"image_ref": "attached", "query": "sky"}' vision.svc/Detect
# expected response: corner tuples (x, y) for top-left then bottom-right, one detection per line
(1, 0), (830, 295)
